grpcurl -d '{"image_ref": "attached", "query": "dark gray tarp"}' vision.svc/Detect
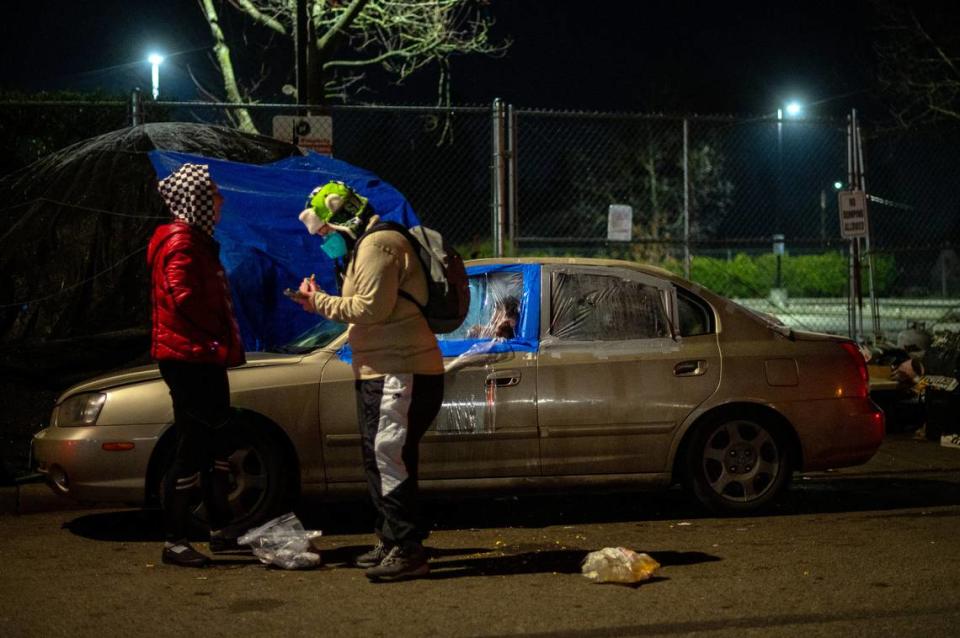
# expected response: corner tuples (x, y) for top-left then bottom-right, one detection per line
(0, 122), (303, 378)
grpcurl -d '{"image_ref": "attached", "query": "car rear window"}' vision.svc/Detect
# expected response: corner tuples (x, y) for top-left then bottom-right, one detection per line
(677, 289), (715, 336)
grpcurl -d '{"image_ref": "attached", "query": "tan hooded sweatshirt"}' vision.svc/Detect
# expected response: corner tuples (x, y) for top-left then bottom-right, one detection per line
(310, 225), (443, 379)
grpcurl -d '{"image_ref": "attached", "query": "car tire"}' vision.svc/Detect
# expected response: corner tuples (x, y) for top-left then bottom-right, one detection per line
(156, 415), (299, 534)
(684, 416), (791, 515)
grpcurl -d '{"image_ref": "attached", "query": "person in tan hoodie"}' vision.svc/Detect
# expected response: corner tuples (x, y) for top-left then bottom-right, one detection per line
(294, 181), (443, 581)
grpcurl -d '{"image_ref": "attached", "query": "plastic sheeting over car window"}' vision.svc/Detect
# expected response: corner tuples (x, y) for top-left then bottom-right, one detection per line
(549, 270), (673, 341)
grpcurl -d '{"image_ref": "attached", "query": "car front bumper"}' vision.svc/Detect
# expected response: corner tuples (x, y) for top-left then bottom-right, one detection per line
(32, 424), (165, 505)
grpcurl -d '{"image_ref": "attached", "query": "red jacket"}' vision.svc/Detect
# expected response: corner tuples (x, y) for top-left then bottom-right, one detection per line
(147, 222), (245, 367)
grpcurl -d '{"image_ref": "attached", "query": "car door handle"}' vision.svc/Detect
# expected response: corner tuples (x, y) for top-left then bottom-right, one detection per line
(674, 360), (707, 377)
(486, 369), (521, 387)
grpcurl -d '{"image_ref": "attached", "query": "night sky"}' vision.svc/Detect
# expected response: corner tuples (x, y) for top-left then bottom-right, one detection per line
(0, 0), (891, 116)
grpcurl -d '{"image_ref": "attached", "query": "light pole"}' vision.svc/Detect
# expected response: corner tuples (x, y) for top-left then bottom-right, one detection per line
(775, 100), (803, 230)
(821, 181), (843, 246)
(773, 99), (802, 298)
(148, 53), (164, 100)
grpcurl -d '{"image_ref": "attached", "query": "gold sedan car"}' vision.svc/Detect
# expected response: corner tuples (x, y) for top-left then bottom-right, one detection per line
(33, 258), (884, 526)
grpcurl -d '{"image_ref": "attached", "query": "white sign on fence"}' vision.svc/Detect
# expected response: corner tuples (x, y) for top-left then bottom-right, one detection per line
(272, 115), (333, 155)
(838, 190), (869, 239)
(607, 204), (633, 241)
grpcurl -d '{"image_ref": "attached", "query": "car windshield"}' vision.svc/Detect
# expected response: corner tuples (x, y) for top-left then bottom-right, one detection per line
(269, 318), (348, 354)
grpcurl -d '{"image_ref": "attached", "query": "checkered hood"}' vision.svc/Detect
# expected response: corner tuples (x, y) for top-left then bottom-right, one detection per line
(157, 163), (216, 236)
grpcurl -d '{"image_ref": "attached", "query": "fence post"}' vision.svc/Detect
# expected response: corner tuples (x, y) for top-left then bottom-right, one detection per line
(294, 0), (308, 107)
(683, 118), (691, 279)
(491, 98), (507, 257)
(846, 112), (858, 341)
(130, 88), (143, 127)
(507, 103), (518, 256)
(854, 111), (881, 343)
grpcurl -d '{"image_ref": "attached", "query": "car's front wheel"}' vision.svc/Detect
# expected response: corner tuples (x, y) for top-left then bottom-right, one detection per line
(684, 416), (791, 514)
(155, 415), (299, 534)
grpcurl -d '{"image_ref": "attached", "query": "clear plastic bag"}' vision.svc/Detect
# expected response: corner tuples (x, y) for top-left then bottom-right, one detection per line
(237, 512), (322, 570)
(581, 547), (660, 584)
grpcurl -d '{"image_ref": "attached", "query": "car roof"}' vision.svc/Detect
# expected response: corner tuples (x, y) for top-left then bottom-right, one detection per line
(465, 257), (687, 286)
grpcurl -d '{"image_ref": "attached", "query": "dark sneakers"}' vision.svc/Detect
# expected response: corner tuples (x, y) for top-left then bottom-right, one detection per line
(365, 544), (429, 581)
(354, 541), (391, 569)
(161, 542), (211, 568)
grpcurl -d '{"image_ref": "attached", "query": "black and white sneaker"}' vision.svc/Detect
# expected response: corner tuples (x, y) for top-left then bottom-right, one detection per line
(365, 545), (429, 581)
(162, 542), (211, 568)
(354, 541), (391, 568)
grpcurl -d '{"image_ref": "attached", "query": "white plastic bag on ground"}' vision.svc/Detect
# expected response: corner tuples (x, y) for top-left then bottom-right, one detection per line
(237, 512), (322, 570)
(581, 547), (660, 584)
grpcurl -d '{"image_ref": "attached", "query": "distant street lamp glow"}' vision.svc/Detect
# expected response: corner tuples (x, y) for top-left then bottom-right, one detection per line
(785, 101), (803, 117)
(147, 53), (164, 100)
(834, 181), (844, 190)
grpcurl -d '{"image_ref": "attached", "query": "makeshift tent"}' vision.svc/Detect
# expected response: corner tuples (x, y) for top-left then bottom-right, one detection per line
(0, 122), (420, 376)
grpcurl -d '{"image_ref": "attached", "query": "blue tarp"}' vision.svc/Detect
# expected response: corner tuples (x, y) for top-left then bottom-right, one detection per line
(148, 150), (421, 350)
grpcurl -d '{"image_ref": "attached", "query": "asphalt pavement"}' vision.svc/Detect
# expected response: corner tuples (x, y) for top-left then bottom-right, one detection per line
(2, 434), (960, 637)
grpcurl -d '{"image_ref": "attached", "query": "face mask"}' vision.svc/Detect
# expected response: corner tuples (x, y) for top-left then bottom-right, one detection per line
(320, 231), (348, 259)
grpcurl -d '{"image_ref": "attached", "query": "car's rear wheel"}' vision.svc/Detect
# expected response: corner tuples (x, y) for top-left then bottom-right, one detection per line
(684, 416), (791, 514)
(156, 417), (298, 535)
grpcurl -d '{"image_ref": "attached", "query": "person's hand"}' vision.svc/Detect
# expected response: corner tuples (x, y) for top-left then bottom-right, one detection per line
(299, 274), (318, 295)
(296, 295), (315, 312)
(294, 275), (318, 312)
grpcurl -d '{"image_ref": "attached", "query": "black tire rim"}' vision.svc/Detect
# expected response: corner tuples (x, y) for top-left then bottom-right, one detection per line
(700, 420), (781, 503)
(222, 444), (269, 523)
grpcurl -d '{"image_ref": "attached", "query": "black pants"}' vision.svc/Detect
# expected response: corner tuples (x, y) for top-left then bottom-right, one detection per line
(355, 373), (444, 549)
(158, 360), (234, 542)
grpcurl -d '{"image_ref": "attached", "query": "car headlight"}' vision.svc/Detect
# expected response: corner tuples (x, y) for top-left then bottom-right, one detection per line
(56, 393), (107, 427)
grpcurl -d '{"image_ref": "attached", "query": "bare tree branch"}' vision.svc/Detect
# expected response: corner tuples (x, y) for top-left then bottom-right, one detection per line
(198, 0), (508, 108)
(909, 9), (960, 81)
(198, 0), (258, 132)
(872, 1), (960, 128)
(315, 0), (372, 58)
(228, 0), (288, 35)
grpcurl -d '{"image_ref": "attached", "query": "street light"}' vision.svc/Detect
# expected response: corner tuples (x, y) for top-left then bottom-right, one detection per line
(147, 53), (164, 100)
(784, 100), (803, 118)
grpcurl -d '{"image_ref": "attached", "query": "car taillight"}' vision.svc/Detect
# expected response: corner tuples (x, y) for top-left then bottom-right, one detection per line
(839, 341), (869, 398)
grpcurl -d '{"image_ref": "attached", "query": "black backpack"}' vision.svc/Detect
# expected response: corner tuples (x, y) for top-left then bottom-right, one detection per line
(360, 221), (470, 334)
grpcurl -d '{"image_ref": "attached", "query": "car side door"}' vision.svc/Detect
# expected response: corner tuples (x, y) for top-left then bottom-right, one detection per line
(536, 265), (721, 475)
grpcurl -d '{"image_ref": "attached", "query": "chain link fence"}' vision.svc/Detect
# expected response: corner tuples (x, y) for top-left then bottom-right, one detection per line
(2, 95), (958, 340)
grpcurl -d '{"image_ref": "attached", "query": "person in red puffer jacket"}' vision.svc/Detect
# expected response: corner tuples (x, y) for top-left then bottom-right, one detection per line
(147, 162), (245, 568)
